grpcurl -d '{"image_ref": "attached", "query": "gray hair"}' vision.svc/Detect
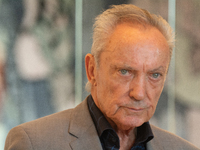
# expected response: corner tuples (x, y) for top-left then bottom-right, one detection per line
(85, 4), (175, 92)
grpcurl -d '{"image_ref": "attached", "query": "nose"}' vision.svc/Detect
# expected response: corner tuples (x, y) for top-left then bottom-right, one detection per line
(129, 75), (146, 101)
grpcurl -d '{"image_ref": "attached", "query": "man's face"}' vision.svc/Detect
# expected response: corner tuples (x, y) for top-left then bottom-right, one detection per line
(90, 23), (170, 130)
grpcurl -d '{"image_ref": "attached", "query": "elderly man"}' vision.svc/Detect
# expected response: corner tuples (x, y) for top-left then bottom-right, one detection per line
(5, 4), (199, 150)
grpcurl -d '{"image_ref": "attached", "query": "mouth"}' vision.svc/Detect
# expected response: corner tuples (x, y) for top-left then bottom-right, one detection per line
(125, 107), (147, 113)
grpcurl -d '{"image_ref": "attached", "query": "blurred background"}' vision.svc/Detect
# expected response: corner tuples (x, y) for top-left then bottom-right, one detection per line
(0, 0), (200, 149)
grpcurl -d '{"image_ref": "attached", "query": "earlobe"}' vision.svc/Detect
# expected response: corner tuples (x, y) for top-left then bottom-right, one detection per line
(85, 54), (96, 85)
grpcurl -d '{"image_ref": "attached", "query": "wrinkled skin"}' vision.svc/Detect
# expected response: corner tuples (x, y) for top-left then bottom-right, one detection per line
(85, 23), (170, 133)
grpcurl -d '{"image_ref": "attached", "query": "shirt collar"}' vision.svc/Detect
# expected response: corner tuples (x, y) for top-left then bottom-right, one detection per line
(87, 95), (113, 136)
(87, 95), (154, 145)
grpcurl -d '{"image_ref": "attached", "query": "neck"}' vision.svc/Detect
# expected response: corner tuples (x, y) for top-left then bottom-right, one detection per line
(108, 121), (137, 150)
(116, 127), (137, 150)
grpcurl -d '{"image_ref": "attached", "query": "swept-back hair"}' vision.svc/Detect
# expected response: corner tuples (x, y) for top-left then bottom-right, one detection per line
(86, 4), (175, 91)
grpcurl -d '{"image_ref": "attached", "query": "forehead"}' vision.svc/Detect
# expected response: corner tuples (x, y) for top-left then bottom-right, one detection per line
(106, 23), (168, 49)
(99, 23), (170, 68)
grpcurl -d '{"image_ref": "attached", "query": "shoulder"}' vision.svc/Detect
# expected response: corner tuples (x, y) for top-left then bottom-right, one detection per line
(149, 125), (199, 150)
(5, 99), (90, 150)
(8, 98), (89, 135)
(5, 109), (73, 150)
(20, 108), (74, 130)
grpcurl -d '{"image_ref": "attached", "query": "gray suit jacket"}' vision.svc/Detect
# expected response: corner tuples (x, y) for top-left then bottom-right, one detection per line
(4, 98), (199, 150)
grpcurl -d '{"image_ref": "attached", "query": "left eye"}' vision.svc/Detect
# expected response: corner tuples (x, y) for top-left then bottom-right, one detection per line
(152, 73), (160, 78)
(120, 69), (128, 75)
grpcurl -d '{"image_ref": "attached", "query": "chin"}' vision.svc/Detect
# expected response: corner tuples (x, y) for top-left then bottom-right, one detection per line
(115, 117), (147, 130)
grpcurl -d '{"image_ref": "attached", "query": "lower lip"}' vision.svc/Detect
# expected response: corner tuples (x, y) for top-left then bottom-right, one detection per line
(126, 107), (146, 112)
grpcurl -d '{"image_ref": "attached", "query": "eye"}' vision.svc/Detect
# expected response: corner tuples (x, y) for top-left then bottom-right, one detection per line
(151, 73), (161, 79)
(120, 69), (128, 75)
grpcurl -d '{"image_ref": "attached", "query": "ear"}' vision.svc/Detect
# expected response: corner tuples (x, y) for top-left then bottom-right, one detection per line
(85, 54), (96, 85)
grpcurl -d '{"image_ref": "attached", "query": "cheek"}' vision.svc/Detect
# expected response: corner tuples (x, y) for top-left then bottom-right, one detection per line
(145, 98), (159, 121)
(147, 78), (165, 100)
(98, 81), (129, 115)
(109, 79), (126, 95)
(149, 92), (161, 111)
(99, 73), (128, 96)
(146, 83), (163, 113)
(150, 100), (158, 114)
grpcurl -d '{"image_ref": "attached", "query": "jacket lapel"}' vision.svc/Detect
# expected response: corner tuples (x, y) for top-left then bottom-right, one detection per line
(147, 139), (164, 150)
(68, 99), (102, 150)
(146, 125), (165, 150)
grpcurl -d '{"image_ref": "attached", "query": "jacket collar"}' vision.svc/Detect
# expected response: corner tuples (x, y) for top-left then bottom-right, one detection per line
(68, 98), (103, 150)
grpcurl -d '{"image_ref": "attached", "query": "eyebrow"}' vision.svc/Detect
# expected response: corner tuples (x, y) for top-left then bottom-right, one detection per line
(149, 66), (166, 72)
(110, 64), (134, 70)
(111, 64), (166, 73)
